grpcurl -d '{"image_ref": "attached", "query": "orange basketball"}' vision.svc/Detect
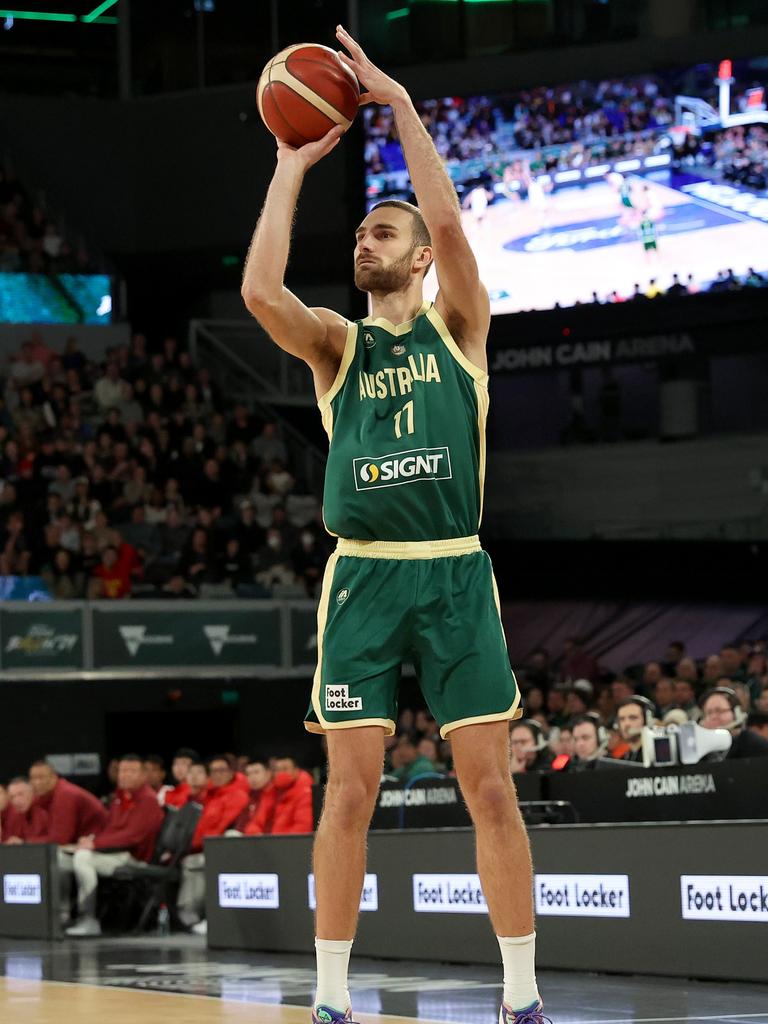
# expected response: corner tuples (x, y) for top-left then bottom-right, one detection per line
(257, 43), (360, 148)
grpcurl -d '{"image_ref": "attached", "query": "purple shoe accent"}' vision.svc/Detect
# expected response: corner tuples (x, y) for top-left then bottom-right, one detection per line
(312, 1006), (357, 1024)
(501, 1000), (553, 1024)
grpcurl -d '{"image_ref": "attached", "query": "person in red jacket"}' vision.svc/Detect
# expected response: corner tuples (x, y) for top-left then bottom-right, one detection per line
(65, 753), (163, 937)
(161, 747), (200, 808)
(245, 757), (314, 836)
(231, 760), (273, 833)
(29, 761), (108, 844)
(0, 783), (8, 840)
(177, 755), (248, 930)
(2, 777), (50, 843)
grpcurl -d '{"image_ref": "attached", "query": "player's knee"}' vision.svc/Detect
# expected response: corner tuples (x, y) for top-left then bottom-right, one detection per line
(323, 772), (379, 827)
(461, 773), (516, 822)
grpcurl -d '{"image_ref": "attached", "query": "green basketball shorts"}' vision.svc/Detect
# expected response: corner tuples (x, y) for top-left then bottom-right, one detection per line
(304, 535), (521, 739)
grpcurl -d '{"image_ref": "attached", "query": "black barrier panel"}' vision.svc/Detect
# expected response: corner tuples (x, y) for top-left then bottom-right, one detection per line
(206, 822), (768, 982)
(546, 757), (768, 822)
(0, 844), (59, 939)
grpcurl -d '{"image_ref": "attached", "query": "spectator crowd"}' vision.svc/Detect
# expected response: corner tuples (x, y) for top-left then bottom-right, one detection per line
(0, 330), (332, 599)
(0, 749), (313, 937)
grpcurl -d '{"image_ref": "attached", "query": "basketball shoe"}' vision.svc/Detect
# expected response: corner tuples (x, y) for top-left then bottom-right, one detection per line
(312, 1006), (356, 1024)
(500, 1000), (552, 1024)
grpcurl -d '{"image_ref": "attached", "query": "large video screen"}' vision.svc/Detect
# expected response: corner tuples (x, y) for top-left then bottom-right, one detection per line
(364, 56), (768, 314)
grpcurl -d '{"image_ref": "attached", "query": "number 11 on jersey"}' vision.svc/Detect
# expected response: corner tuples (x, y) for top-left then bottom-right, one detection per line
(394, 399), (415, 439)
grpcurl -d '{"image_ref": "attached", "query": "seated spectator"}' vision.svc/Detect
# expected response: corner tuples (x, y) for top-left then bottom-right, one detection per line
(255, 527), (296, 589)
(699, 687), (768, 759)
(43, 548), (85, 599)
(245, 756), (314, 836)
(510, 720), (553, 773)
(177, 755), (249, 931)
(2, 776), (49, 843)
(748, 710), (768, 741)
(0, 783), (8, 840)
(217, 538), (252, 590)
(94, 362), (124, 413)
(674, 678), (701, 721)
(162, 748), (201, 808)
(251, 421), (287, 469)
(89, 545), (132, 599)
(653, 677), (678, 718)
(558, 636), (599, 684)
(292, 529), (326, 597)
(719, 643), (747, 684)
(564, 679), (593, 718)
(545, 684), (569, 728)
(28, 760), (107, 844)
(143, 755), (166, 793)
(616, 697), (655, 763)
(388, 736), (439, 782)
(571, 715), (608, 768)
(232, 759), (273, 833)
(64, 753), (164, 936)
(675, 657), (699, 686)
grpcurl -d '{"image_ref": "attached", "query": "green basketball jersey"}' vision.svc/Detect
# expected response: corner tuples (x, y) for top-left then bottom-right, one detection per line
(319, 300), (489, 542)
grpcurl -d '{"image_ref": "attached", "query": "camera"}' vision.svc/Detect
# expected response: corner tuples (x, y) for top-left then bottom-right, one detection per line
(641, 723), (732, 767)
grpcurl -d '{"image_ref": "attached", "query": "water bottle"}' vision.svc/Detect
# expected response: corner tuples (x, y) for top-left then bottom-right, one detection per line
(156, 903), (170, 937)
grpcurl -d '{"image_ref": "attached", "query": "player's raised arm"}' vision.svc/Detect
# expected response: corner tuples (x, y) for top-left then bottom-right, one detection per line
(336, 25), (490, 357)
(241, 129), (349, 389)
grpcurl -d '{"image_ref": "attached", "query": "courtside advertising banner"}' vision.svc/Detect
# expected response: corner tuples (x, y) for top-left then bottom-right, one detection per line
(217, 873), (280, 909)
(535, 874), (631, 918)
(681, 876), (768, 922)
(308, 874), (378, 912)
(412, 873), (487, 914)
(3, 875), (42, 905)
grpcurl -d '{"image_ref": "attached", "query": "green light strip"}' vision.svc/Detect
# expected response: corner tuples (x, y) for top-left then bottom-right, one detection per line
(81, 0), (118, 22)
(92, 14), (117, 22)
(385, 7), (409, 19)
(0, 9), (76, 20)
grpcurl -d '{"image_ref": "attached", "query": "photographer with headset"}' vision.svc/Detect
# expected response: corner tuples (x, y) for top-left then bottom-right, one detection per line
(616, 696), (657, 764)
(699, 687), (768, 759)
(509, 720), (554, 774)
(570, 714), (609, 770)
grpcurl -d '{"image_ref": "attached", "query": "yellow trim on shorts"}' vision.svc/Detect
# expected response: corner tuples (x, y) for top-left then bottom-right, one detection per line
(440, 697), (523, 740)
(317, 321), (358, 439)
(439, 556), (521, 738)
(306, 550), (397, 737)
(335, 535), (481, 560)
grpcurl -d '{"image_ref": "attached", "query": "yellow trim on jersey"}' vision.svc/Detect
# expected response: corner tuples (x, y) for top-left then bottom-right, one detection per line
(474, 379), (489, 525)
(425, 305), (489, 386)
(335, 535), (480, 560)
(317, 320), (358, 439)
(361, 299), (431, 336)
(305, 718), (395, 736)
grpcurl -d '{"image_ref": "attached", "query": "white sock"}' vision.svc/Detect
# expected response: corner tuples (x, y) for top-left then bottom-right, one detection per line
(497, 932), (540, 1013)
(314, 937), (353, 1013)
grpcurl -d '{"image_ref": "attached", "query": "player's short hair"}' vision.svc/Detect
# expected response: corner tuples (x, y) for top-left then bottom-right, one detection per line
(371, 200), (431, 249)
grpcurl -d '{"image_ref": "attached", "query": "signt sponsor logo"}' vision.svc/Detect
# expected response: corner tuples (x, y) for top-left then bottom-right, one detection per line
(3, 874), (42, 905)
(412, 873), (487, 914)
(535, 874), (630, 918)
(203, 625), (258, 656)
(625, 773), (716, 798)
(118, 625), (174, 657)
(308, 874), (378, 912)
(217, 873), (279, 909)
(681, 875), (768, 922)
(354, 447), (452, 491)
(325, 684), (362, 712)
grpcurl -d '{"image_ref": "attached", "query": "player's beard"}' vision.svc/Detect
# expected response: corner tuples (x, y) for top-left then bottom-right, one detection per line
(354, 248), (414, 294)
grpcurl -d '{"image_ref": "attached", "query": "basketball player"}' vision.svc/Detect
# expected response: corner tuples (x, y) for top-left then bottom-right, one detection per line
(241, 24), (548, 1024)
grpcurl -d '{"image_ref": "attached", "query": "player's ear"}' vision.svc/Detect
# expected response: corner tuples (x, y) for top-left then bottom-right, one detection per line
(415, 245), (432, 271)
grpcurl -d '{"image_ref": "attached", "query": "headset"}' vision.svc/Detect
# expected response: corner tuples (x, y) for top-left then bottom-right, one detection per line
(699, 686), (747, 730)
(617, 695), (656, 727)
(570, 713), (609, 757)
(511, 718), (548, 753)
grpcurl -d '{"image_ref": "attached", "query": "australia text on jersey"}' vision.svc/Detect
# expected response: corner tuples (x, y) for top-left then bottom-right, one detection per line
(358, 352), (442, 400)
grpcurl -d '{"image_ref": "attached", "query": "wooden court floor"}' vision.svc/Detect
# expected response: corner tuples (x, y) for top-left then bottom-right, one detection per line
(0, 976), (425, 1024)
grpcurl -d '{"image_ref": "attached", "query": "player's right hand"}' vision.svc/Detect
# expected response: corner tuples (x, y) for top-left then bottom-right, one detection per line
(276, 124), (345, 172)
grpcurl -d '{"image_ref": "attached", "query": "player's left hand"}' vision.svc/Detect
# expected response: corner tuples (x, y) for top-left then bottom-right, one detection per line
(336, 24), (407, 107)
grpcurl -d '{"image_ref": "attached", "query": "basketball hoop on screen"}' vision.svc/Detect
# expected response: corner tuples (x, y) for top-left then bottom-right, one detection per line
(669, 124), (694, 148)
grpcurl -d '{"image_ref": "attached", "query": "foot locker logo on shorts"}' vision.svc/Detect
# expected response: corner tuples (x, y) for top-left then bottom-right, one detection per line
(325, 684), (363, 712)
